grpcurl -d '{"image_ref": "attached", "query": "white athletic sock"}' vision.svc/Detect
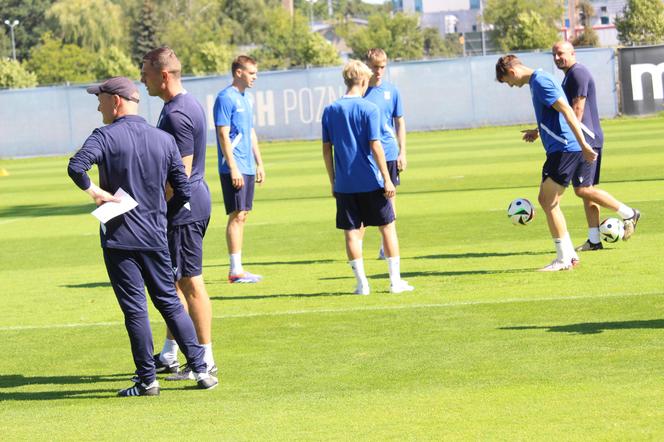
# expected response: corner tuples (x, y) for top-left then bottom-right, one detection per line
(387, 256), (401, 286)
(230, 253), (243, 275)
(160, 339), (179, 363)
(553, 238), (565, 261)
(349, 259), (368, 288)
(563, 232), (578, 261)
(202, 343), (215, 369)
(617, 204), (634, 219)
(588, 227), (601, 244)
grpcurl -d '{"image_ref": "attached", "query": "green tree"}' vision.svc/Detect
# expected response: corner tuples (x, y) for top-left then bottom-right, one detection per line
(94, 46), (141, 80)
(189, 41), (234, 76)
(422, 28), (463, 58)
(25, 32), (96, 84)
(0, 58), (38, 88)
(344, 12), (423, 61)
(46, 0), (126, 52)
(131, 0), (160, 64)
(252, 7), (340, 70)
(483, 0), (561, 51)
(0, 0), (55, 61)
(615, 0), (664, 46)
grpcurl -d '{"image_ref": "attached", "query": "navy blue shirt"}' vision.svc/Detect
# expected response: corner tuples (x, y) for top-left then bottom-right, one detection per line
(529, 70), (581, 154)
(562, 63), (604, 148)
(322, 96), (384, 193)
(157, 92), (212, 226)
(68, 115), (190, 251)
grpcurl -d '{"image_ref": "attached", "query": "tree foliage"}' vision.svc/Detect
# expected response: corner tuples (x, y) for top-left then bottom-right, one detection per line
(189, 41), (234, 76)
(344, 13), (423, 61)
(615, 0), (664, 46)
(572, 0), (600, 47)
(131, 0), (160, 64)
(0, 58), (38, 88)
(483, 0), (561, 51)
(0, 0), (55, 61)
(251, 7), (340, 70)
(94, 46), (141, 80)
(25, 32), (96, 84)
(422, 28), (463, 58)
(46, 0), (126, 52)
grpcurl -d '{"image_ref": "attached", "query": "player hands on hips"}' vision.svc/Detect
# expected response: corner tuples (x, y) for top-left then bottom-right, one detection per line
(322, 60), (414, 294)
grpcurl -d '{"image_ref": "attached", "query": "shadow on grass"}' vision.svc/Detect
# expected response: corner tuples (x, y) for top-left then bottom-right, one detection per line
(61, 282), (111, 289)
(414, 251), (551, 260)
(0, 373), (131, 401)
(210, 291), (350, 301)
(0, 203), (92, 219)
(500, 319), (664, 335)
(319, 268), (532, 281)
(204, 258), (336, 268)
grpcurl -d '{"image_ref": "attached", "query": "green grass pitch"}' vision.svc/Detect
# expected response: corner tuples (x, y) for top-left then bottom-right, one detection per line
(1, 115), (663, 440)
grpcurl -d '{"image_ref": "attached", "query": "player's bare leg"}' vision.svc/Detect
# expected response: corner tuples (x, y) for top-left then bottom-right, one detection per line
(227, 210), (261, 282)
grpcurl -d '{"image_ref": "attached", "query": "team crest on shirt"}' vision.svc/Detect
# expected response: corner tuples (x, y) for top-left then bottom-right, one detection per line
(384, 91), (391, 100)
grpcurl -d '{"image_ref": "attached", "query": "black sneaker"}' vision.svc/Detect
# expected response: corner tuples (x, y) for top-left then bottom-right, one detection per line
(575, 239), (603, 252)
(165, 363), (218, 381)
(623, 209), (640, 241)
(154, 353), (179, 373)
(196, 374), (218, 390)
(118, 380), (160, 397)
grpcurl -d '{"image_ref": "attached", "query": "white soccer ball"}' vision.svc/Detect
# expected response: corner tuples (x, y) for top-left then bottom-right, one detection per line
(507, 198), (535, 225)
(599, 217), (624, 243)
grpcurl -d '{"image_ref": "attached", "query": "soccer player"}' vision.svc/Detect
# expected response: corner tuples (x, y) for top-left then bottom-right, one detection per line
(213, 55), (265, 283)
(141, 47), (216, 379)
(363, 48), (408, 260)
(67, 76), (217, 396)
(551, 40), (641, 250)
(322, 60), (414, 294)
(496, 55), (640, 271)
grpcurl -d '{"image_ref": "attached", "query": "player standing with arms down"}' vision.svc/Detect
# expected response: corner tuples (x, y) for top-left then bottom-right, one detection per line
(363, 48), (408, 260)
(322, 60), (414, 294)
(67, 77), (217, 396)
(214, 55), (266, 284)
(551, 41), (641, 250)
(141, 47), (216, 379)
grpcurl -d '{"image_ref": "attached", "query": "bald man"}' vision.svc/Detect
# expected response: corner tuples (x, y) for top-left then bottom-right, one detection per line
(551, 41), (641, 249)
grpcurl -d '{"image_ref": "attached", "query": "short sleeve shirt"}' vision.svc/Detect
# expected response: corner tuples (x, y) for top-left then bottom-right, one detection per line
(158, 92), (211, 225)
(529, 69), (581, 154)
(322, 96), (384, 193)
(213, 85), (255, 175)
(363, 82), (403, 161)
(562, 63), (604, 148)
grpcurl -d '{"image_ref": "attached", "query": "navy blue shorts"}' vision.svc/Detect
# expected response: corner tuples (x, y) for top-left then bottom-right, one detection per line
(168, 218), (209, 281)
(220, 173), (255, 215)
(542, 151), (590, 188)
(335, 189), (395, 230)
(387, 160), (400, 186)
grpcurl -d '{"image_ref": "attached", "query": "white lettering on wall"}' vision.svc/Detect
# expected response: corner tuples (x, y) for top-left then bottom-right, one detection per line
(255, 90), (276, 126)
(630, 63), (664, 101)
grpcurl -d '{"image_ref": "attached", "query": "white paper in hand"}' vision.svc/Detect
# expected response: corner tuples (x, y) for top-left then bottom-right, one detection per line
(91, 187), (138, 224)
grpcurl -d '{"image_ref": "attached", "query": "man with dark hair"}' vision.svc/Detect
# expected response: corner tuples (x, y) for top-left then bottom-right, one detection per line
(551, 41), (641, 250)
(141, 47), (216, 380)
(67, 76), (217, 396)
(213, 55), (265, 283)
(363, 48), (408, 260)
(496, 55), (639, 271)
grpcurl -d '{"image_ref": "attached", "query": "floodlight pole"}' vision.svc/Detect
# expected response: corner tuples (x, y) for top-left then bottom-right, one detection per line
(3, 19), (19, 61)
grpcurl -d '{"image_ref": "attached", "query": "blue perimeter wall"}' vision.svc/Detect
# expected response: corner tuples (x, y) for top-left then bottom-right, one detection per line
(0, 48), (617, 158)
